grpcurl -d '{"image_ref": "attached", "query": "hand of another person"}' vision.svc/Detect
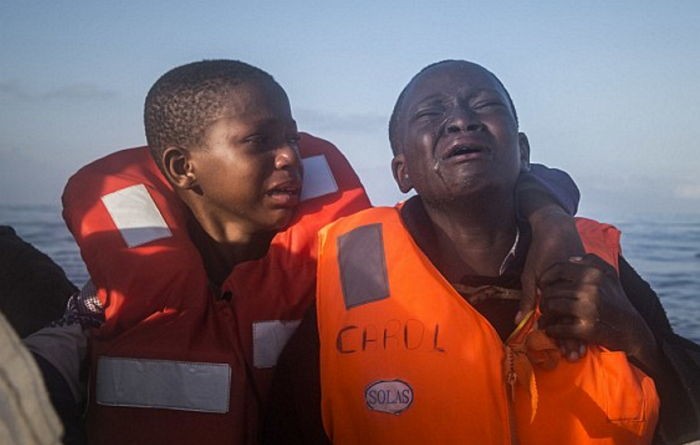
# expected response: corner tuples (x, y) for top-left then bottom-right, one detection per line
(538, 254), (660, 372)
(519, 206), (586, 360)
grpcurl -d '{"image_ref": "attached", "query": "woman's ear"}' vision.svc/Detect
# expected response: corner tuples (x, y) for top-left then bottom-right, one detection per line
(518, 132), (531, 172)
(162, 146), (197, 189)
(392, 153), (413, 193)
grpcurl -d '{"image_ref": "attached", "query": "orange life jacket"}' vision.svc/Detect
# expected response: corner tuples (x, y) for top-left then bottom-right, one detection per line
(317, 206), (659, 445)
(62, 132), (371, 444)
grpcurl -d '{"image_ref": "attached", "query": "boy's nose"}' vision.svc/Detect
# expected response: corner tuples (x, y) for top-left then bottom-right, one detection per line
(446, 108), (484, 133)
(274, 144), (302, 172)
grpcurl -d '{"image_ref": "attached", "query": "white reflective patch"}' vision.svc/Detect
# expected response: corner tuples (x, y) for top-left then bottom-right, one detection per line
(252, 320), (302, 368)
(101, 184), (172, 248)
(365, 379), (414, 415)
(300, 155), (338, 201)
(96, 357), (230, 413)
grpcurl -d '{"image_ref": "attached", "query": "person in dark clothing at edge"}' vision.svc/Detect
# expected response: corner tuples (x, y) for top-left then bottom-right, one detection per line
(0, 226), (75, 338)
(1, 226), (88, 444)
(22, 59), (586, 444)
(263, 61), (700, 445)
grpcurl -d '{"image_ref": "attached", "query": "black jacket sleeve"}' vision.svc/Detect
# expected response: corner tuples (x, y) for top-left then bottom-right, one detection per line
(518, 164), (580, 216)
(0, 225), (76, 337)
(619, 256), (700, 444)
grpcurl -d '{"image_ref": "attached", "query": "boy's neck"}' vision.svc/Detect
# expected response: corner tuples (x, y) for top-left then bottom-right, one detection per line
(185, 209), (275, 287)
(401, 196), (518, 279)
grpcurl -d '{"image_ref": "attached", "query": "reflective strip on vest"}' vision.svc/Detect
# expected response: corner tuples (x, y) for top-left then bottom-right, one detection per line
(252, 319), (302, 368)
(95, 357), (231, 413)
(337, 223), (390, 309)
(301, 155), (339, 201)
(101, 184), (172, 248)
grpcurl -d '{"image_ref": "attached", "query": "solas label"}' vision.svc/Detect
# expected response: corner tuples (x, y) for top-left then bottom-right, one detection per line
(364, 379), (414, 415)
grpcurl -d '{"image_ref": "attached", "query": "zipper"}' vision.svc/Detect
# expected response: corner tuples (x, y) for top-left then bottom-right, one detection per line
(505, 345), (519, 445)
(503, 310), (536, 445)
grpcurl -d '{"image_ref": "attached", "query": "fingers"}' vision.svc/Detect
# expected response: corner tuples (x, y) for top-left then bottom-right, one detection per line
(538, 253), (613, 289)
(544, 315), (595, 339)
(533, 254), (622, 361)
(538, 265), (601, 350)
(573, 253), (618, 279)
(540, 285), (598, 319)
(538, 310), (591, 362)
(558, 338), (587, 362)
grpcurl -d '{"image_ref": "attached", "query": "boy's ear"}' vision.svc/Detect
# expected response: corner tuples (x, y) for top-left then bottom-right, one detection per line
(518, 132), (531, 171)
(392, 153), (413, 193)
(162, 146), (197, 189)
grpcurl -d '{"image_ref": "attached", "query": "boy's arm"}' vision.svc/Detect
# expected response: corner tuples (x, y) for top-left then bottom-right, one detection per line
(516, 164), (585, 323)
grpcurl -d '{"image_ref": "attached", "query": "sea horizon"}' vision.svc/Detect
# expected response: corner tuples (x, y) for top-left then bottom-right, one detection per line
(2, 204), (699, 343)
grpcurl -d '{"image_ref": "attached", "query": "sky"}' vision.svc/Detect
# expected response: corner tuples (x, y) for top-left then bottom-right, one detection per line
(2, 1), (700, 220)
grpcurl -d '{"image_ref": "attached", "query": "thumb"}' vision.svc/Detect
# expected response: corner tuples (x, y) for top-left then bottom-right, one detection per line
(517, 269), (538, 324)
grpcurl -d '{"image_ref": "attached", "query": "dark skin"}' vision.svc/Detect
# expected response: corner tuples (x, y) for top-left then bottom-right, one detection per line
(159, 79), (303, 285)
(540, 254), (661, 374)
(157, 69), (626, 364)
(392, 60), (660, 371)
(392, 63), (528, 279)
(521, 204), (589, 360)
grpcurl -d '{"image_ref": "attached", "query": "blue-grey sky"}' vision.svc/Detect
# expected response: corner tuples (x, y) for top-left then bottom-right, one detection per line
(2, 1), (699, 220)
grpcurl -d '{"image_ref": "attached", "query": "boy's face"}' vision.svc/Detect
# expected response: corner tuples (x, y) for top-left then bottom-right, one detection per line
(188, 80), (302, 236)
(392, 62), (528, 205)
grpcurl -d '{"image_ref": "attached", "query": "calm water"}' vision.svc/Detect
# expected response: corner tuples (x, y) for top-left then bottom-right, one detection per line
(1, 205), (699, 343)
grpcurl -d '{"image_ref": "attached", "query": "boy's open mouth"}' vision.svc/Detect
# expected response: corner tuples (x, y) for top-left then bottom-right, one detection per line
(442, 144), (489, 160)
(266, 182), (301, 206)
(267, 186), (299, 196)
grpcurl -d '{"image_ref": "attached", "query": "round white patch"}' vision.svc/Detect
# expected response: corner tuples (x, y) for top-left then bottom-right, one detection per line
(364, 379), (414, 415)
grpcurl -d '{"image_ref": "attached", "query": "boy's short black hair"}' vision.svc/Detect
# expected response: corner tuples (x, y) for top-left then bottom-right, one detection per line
(388, 60), (519, 155)
(144, 59), (276, 169)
